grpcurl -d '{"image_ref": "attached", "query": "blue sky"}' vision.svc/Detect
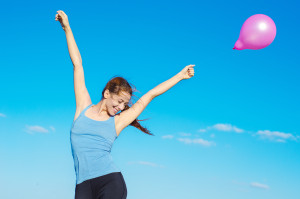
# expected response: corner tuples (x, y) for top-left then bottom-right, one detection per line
(0, 0), (299, 198)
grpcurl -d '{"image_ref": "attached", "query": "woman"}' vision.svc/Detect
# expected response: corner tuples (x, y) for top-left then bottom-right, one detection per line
(55, 10), (195, 199)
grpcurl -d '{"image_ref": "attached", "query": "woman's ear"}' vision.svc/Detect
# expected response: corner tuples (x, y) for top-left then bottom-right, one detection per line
(103, 89), (110, 99)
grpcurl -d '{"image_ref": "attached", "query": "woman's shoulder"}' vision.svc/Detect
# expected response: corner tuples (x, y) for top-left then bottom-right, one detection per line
(73, 102), (93, 122)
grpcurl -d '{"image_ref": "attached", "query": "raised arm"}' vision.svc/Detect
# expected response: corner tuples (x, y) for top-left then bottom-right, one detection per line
(55, 11), (91, 116)
(117, 65), (195, 132)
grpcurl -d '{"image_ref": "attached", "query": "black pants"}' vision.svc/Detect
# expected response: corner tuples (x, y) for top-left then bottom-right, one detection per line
(75, 172), (127, 199)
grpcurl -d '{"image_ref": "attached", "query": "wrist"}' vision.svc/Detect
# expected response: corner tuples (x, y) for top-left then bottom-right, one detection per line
(175, 73), (184, 81)
(64, 25), (71, 32)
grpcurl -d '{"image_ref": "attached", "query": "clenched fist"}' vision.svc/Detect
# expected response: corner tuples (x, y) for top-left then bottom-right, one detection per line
(55, 10), (70, 31)
(178, 65), (196, 80)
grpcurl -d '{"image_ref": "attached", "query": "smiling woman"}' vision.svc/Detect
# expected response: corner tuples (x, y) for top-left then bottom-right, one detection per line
(56, 9), (195, 199)
(96, 75), (153, 135)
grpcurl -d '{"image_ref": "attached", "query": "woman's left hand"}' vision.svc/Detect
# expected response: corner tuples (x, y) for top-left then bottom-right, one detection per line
(178, 64), (195, 80)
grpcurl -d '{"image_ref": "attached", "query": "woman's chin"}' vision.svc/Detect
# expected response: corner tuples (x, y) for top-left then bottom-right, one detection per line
(110, 109), (117, 116)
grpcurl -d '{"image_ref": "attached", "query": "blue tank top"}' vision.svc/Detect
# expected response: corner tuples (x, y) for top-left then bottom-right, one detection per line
(70, 104), (120, 185)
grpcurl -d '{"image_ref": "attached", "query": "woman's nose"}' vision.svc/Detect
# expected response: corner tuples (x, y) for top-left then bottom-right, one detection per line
(118, 105), (124, 111)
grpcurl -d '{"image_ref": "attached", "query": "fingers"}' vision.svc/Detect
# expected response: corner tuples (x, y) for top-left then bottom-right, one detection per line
(57, 10), (66, 16)
(188, 68), (195, 73)
(188, 69), (195, 76)
(180, 64), (196, 80)
(55, 10), (67, 21)
(55, 14), (60, 21)
(185, 64), (195, 71)
(184, 64), (195, 71)
(55, 12), (62, 20)
(187, 65), (195, 77)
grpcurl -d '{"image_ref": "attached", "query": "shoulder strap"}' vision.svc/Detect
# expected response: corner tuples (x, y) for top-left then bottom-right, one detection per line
(82, 104), (93, 114)
(72, 104), (94, 126)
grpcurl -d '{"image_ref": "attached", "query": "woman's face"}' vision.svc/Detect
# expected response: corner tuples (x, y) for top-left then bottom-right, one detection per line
(109, 91), (131, 115)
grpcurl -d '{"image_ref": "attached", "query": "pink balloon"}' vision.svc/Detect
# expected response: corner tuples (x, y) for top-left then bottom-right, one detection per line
(233, 14), (276, 50)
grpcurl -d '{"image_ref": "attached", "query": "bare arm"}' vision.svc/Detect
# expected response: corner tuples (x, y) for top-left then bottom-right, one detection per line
(64, 26), (82, 67)
(117, 65), (195, 132)
(56, 11), (91, 115)
(64, 25), (91, 109)
(149, 73), (183, 98)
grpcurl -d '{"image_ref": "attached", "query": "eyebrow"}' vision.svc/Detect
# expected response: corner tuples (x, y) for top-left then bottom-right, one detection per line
(120, 99), (129, 104)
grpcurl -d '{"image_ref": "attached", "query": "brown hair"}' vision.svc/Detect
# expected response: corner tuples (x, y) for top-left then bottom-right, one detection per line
(101, 76), (153, 136)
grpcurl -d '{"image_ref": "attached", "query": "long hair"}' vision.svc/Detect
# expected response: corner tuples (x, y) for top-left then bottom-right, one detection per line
(101, 76), (153, 136)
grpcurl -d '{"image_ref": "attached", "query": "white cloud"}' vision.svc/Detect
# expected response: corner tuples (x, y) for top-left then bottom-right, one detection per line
(0, 113), (6, 117)
(256, 130), (296, 142)
(275, 139), (286, 143)
(210, 134), (215, 138)
(232, 126), (244, 133)
(162, 135), (174, 139)
(49, 126), (56, 132)
(127, 161), (165, 168)
(250, 182), (269, 190)
(199, 123), (244, 133)
(177, 138), (215, 147)
(211, 123), (244, 133)
(25, 125), (49, 134)
(178, 132), (191, 136)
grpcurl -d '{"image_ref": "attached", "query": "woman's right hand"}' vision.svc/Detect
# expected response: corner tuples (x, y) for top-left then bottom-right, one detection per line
(55, 10), (70, 31)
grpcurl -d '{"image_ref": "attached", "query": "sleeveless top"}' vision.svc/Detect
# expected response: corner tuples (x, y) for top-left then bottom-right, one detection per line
(70, 104), (121, 185)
